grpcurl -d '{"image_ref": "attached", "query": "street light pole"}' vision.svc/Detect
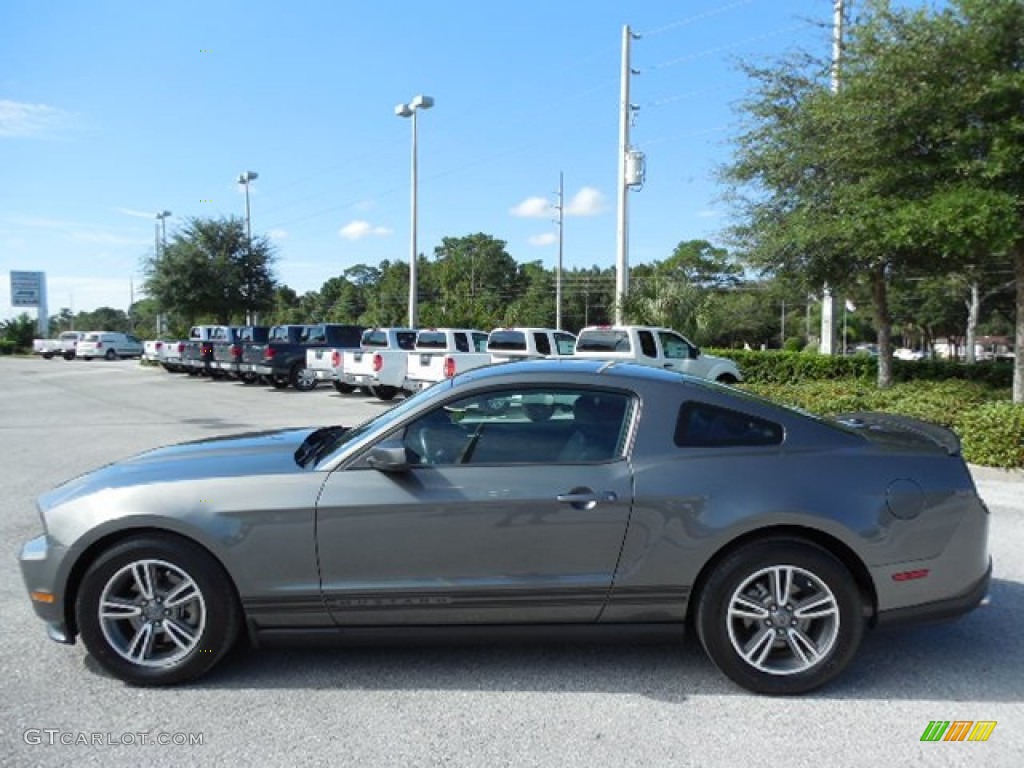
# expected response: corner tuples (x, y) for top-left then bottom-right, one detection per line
(396, 95), (434, 328)
(237, 171), (258, 324)
(155, 210), (172, 334)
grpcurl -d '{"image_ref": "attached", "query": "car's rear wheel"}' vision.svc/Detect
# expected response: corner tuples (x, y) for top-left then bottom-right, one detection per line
(291, 364), (317, 391)
(332, 381), (355, 394)
(104, 349), (117, 361)
(695, 539), (864, 695)
(76, 534), (240, 686)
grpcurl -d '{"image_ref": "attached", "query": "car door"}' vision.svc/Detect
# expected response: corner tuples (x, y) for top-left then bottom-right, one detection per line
(316, 386), (636, 626)
(658, 330), (701, 375)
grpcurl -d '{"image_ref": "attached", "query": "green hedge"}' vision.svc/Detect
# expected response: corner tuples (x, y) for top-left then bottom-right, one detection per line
(709, 349), (1013, 388)
(740, 379), (1023, 468)
(0, 340), (16, 355)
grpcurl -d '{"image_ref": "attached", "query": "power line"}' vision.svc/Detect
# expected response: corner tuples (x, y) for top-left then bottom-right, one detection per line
(642, 0), (759, 37)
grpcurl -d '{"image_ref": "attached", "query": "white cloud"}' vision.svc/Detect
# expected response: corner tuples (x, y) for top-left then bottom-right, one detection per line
(0, 100), (70, 138)
(267, 228), (288, 241)
(528, 233), (558, 247)
(115, 207), (161, 219)
(510, 196), (552, 218)
(339, 220), (391, 241)
(565, 186), (606, 217)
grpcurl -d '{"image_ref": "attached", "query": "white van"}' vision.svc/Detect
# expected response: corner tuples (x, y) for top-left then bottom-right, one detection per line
(76, 331), (144, 361)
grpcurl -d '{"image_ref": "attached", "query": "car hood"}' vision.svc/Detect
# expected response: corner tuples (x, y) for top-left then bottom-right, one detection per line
(40, 427), (319, 510)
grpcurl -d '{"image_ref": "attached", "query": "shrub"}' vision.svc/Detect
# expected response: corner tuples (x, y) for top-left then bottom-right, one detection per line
(0, 340), (15, 355)
(957, 402), (1024, 469)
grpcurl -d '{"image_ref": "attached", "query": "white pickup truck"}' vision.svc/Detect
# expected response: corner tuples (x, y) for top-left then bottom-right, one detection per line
(33, 331), (84, 360)
(403, 328), (491, 392)
(487, 327), (577, 363)
(574, 325), (742, 383)
(339, 327), (419, 400)
(304, 325), (366, 393)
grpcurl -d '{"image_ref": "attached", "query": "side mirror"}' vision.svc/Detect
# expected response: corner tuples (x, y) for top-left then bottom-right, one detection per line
(366, 445), (410, 473)
(690, 345), (701, 360)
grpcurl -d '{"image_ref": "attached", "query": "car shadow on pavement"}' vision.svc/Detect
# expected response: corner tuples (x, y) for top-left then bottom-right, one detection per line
(81, 578), (1023, 703)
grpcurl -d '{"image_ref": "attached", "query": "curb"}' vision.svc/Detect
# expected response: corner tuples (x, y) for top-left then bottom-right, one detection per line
(968, 464), (1024, 484)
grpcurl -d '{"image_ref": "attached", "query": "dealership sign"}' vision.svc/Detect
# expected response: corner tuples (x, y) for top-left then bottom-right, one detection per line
(10, 271), (45, 307)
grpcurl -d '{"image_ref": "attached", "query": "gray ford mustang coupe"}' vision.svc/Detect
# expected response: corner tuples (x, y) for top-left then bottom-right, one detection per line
(19, 359), (990, 694)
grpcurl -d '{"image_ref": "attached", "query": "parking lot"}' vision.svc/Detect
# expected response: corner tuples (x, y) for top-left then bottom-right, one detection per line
(1, 357), (1022, 767)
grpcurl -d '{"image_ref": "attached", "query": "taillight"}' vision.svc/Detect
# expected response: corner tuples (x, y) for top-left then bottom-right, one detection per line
(444, 356), (456, 378)
(176, 342), (184, 353)
(230, 344), (241, 358)
(96, 341), (103, 348)
(331, 350), (341, 368)
(201, 343), (212, 355)
(265, 346), (277, 360)
(372, 353), (383, 372)
(155, 341), (163, 350)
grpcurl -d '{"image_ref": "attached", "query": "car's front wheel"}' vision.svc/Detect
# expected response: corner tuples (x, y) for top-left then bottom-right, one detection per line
(695, 539), (864, 695)
(76, 534), (240, 686)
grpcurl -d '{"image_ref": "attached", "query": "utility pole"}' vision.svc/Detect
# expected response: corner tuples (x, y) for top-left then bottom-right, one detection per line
(615, 25), (640, 325)
(820, 0), (844, 355)
(555, 171), (564, 330)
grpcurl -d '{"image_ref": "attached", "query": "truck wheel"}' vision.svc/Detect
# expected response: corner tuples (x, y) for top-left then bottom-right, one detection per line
(105, 349), (118, 361)
(373, 386), (399, 401)
(332, 381), (355, 394)
(42, 352), (53, 359)
(64, 352), (76, 361)
(291, 364), (318, 392)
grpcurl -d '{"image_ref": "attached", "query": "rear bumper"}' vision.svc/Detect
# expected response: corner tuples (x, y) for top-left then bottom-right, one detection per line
(875, 558), (991, 627)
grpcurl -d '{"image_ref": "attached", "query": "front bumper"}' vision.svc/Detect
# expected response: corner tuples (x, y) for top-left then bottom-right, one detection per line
(19, 534), (75, 645)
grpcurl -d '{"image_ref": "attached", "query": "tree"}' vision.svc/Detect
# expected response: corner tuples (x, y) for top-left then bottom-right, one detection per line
(723, 1), (1021, 391)
(1, 313), (37, 351)
(144, 216), (277, 325)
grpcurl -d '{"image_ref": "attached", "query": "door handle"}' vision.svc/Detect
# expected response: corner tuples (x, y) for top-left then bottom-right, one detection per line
(556, 490), (618, 510)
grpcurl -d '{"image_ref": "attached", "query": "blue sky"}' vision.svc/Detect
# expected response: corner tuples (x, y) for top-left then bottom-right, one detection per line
(1, 0), (834, 320)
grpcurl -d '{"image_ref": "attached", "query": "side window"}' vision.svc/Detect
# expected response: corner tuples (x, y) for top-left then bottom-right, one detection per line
(533, 333), (552, 356)
(401, 389), (631, 466)
(638, 331), (657, 358)
(455, 334), (470, 353)
(397, 332), (418, 350)
(472, 333), (489, 352)
(554, 333), (576, 355)
(660, 332), (689, 360)
(675, 402), (783, 447)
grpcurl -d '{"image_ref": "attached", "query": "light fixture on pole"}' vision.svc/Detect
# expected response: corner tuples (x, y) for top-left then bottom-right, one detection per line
(395, 94), (434, 328)
(155, 210), (172, 255)
(237, 171), (258, 324)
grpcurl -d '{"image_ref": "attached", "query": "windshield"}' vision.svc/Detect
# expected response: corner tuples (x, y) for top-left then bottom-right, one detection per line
(314, 379), (453, 466)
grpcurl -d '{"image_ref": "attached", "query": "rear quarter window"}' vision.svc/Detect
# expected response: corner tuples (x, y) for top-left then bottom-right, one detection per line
(675, 402), (783, 447)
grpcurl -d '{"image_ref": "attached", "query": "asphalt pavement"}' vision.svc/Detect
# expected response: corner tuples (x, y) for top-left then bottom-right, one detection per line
(1, 357), (1021, 767)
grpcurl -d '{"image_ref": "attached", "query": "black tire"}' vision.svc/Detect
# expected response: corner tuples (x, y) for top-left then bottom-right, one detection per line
(270, 374), (290, 389)
(373, 385), (399, 401)
(75, 534), (241, 686)
(42, 352), (54, 359)
(332, 381), (355, 394)
(104, 349), (117, 361)
(291, 364), (317, 392)
(64, 352), (76, 361)
(695, 538), (864, 695)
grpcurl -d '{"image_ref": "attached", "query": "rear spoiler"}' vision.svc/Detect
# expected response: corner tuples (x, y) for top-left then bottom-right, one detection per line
(834, 412), (961, 457)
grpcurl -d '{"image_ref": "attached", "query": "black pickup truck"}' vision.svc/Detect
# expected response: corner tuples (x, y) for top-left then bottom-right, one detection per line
(210, 326), (270, 381)
(248, 324), (364, 390)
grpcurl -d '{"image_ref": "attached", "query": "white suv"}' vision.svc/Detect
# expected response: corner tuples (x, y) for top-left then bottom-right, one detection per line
(76, 331), (144, 361)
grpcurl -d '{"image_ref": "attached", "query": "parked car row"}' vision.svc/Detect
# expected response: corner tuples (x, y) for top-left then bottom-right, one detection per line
(33, 331), (143, 361)
(147, 323), (743, 400)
